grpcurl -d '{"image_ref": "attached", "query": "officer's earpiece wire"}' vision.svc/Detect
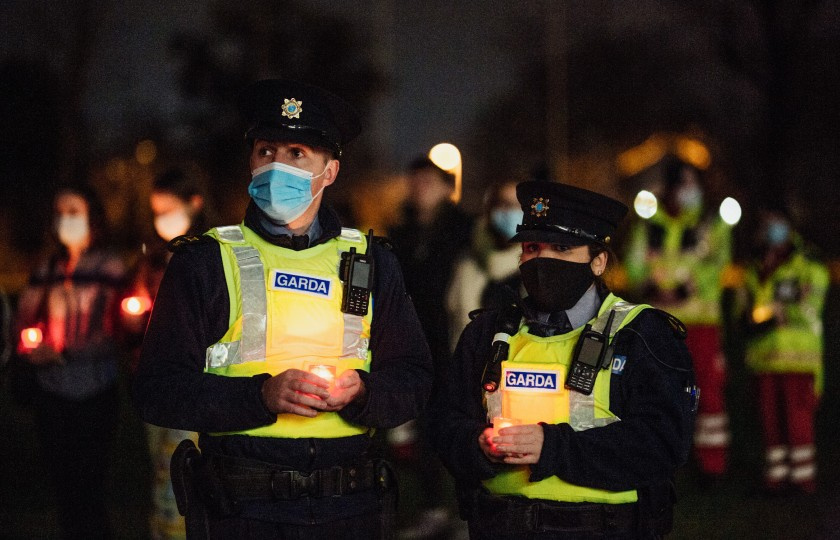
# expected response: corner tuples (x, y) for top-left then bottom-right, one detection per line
(618, 327), (692, 373)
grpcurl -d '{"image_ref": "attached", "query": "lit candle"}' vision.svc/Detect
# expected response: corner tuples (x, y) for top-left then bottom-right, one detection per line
(21, 327), (43, 349)
(308, 364), (336, 389)
(492, 416), (522, 438)
(752, 305), (774, 324)
(121, 295), (152, 316)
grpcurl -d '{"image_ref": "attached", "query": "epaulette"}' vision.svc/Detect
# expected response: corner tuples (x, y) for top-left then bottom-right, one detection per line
(468, 307), (493, 321)
(167, 234), (217, 253)
(650, 308), (687, 339)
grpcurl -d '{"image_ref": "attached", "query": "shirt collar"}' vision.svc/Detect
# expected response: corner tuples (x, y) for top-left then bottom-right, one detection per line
(565, 283), (601, 330)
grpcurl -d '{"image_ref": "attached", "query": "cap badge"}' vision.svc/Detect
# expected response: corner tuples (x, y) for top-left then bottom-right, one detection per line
(281, 98), (302, 119)
(530, 197), (550, 217)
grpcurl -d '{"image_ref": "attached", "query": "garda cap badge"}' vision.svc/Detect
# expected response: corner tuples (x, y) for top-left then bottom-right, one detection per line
(531, 197), (550, 218)
(281, 98), (302, 119)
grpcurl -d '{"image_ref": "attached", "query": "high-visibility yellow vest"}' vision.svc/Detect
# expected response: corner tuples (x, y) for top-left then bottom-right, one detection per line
(625, 209), (731, 324)
(744, 250), (829, 389)
(483, 294), (648, 504)
(203, 224), (373, 438)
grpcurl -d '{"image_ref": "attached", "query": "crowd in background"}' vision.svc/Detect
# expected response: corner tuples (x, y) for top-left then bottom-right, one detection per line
(0, 152), (831, 539)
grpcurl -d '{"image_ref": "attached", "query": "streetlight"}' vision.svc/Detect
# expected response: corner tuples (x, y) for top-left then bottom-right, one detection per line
(428, 143), (462, 204)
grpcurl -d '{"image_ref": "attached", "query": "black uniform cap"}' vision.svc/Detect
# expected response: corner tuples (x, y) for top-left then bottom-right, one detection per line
(239, 79), (362, 157)
(510, 181), (628, 246)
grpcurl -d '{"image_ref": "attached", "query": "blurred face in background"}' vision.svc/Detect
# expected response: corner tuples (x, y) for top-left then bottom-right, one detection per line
(408, 167), (452, 214)
(151, 190), (203, 242)
(488, 182), (522, 240)
(54, 192), (90, 250)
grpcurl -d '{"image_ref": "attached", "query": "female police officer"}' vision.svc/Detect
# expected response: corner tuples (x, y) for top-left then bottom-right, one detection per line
(427, 181), (696, 539)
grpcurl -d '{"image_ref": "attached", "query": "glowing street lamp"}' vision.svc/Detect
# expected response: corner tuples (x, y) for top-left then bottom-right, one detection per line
(428, 143), (462, 204)
(633, 190), (658, 219)
(719, 197), (742, 226)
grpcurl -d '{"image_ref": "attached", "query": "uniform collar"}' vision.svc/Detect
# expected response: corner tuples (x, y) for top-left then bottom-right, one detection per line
(245, 201), (342, 249)
(524, 282), (603, 336)
(565, 284), (601, 330)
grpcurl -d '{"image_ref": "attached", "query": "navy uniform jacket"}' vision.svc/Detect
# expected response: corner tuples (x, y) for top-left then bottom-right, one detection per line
(425, 294), (695, 517)
(132, 204), (433, 523)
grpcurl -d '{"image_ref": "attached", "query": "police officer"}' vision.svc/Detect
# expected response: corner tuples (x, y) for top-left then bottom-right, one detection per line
(427, 181), (696, 539)
(133, 79), (433, 539)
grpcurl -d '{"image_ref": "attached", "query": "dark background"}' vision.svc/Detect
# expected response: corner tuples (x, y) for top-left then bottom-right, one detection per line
(1, 1), (839, 538)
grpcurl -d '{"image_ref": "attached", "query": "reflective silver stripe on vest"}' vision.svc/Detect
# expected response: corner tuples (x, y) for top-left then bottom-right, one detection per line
(569, 302), (639, 432)
(234, 244), (267, 362)
(205, 225), (267, 368)
(216, 225), (245, 243)
(342, 313), (369, 359)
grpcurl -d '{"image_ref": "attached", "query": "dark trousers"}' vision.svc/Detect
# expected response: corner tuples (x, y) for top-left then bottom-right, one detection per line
(35, 385), (119, 540)
(207, 510), (393, 540)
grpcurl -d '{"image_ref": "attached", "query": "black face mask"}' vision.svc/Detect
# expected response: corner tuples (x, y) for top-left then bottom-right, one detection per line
(519, 257), (595, 312)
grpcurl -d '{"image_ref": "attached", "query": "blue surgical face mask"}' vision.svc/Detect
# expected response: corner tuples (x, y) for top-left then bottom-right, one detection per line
(490, 207), (523, 240)
(248, 161), (329, 224)
(766, 221), (790, 247)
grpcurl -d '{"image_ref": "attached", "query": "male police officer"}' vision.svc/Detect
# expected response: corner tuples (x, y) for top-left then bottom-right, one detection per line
(133, 80), (433, 539)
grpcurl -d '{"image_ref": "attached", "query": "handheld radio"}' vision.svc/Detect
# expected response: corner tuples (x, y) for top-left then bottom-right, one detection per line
(340, 229), (375, 316)
(565, 309), (616, 395)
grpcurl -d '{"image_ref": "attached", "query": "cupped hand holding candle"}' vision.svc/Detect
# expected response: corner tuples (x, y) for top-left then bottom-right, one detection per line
(261, 368), (331, 417)
(486, 418), (545, 465)
(492, 416), (522, 438)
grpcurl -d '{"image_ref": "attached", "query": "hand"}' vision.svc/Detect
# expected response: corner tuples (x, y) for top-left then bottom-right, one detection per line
(261, 369), (330, 417)
(490, 423), (545, 465)
(27, 344), (64, 367)
(478, 427), (507, 463)
(323, 369), (365, 411)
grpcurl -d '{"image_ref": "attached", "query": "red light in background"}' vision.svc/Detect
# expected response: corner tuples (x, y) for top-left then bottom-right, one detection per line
(21, 327), (43, 349)
(122, 295), (152, 316)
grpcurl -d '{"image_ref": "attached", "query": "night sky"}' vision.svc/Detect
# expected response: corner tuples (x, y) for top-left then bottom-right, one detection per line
(1, 0), (533, 170)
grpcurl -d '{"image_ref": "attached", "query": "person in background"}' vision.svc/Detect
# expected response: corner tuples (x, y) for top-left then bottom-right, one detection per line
(741, 208), (829, 494)
(133, 79), (432, 539)
(123, 166), (212, 363)
(428, 180), (696, 539)
(446, 179), (523, 351)
(389, 155), (473, 367)
(124, 166), (214, 540)
(387, 155), (473, 537)
(624, 157), (734, 483)
(15, 183), (126, 540)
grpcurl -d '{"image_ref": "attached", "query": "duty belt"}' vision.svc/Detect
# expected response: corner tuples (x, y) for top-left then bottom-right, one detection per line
(471, 491), (639, 535)
(205, 455), (380, 501)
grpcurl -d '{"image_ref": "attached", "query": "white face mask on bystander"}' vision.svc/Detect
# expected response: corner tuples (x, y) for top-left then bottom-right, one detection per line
(56, 215), (90, 248)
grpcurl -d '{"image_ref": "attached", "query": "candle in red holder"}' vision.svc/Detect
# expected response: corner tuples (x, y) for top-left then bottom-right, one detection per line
(492, 416), (522, 438)
(308, 364), (337, 390)
(121, 295), (152, 316)
(21, 327), (43, 349)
